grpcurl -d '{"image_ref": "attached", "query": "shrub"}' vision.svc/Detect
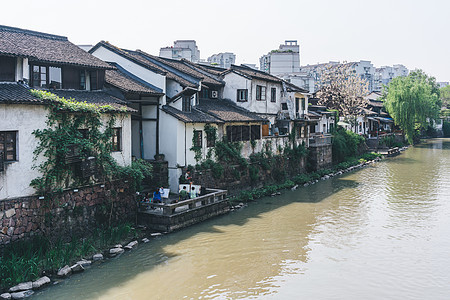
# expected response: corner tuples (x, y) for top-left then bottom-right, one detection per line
(443, 121), (450, 137)
(332, 127), (365, 163)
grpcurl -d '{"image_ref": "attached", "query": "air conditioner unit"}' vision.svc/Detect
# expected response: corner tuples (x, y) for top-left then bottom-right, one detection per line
(211, 91), (218, 98)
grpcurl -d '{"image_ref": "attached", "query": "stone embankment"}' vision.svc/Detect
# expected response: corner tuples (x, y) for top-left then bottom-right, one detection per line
(0, 234), (160, 299)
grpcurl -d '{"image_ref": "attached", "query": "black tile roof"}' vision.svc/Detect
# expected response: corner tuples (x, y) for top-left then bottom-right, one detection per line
(228, 65), (283, 83)
(161, 105), (222, 123)
(148, 55), (224, 87)
(197, 98), (265, 123)
(131, 51), (200, 88)
(225, 65), (307, 93)
(0, 82), (42, 103)
(0, 25), (111, 69)
(105, 63), (164, 96)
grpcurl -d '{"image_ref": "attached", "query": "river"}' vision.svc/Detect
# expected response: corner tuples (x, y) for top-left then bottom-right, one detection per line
(33, 138), (450, 299)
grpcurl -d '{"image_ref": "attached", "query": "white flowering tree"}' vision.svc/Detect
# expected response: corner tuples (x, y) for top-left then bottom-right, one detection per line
(315, 63), (369, 126)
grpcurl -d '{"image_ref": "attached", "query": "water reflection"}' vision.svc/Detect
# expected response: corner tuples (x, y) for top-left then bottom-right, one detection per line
(33, 139), (450, 299)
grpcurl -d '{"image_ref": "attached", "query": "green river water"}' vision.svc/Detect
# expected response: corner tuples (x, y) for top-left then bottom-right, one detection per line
(33, 138), (450, 299)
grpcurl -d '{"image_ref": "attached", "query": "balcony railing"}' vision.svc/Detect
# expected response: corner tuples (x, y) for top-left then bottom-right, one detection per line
(309, 134), (332, 146)
(141, 188), (228, 216)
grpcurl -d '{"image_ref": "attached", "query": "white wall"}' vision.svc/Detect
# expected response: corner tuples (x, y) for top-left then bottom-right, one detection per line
(0, 104), (47, 199)
(0, 104), (132, 200)
(166, 80), (184, 99)
(222, 73), (282, 121)
(108, 114), (132, 166)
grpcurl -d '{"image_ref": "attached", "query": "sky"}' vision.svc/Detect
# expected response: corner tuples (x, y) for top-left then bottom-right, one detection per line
(1, 0), (449, 82)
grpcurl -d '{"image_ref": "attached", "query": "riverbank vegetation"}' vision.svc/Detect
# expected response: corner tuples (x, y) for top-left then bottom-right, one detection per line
(0, 223), (140, 292)
(230, 152), (383, 203)
(30, 90), (152, 198)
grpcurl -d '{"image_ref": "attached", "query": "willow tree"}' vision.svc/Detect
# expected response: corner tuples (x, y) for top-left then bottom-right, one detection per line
(315, 63), (369, 119)
(384, 70), (440, 144)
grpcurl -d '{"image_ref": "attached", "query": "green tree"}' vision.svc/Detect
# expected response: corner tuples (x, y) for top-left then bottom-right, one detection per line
(383, 70), (441, 144)
(440, 85), (450, 109)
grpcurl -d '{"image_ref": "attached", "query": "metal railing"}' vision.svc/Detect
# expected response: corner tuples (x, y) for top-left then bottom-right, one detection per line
(309, 134), (332, 146)
(143, 188), (228, 216)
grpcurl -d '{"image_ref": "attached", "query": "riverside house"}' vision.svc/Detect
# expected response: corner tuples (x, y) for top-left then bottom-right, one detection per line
(0, 25), (133, 200)
(90, 42), (266, 189)
(221, 64), (315, 147)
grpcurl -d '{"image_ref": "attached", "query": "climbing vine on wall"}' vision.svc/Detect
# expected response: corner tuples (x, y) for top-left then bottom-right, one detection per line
(30, 90), (150, 196)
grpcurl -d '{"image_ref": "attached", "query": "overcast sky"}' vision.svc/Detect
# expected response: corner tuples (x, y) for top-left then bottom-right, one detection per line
(2, 0), (449, 81)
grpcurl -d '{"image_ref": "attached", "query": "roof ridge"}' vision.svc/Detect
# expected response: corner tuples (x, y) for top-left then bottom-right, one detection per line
(135, 50), (201, 85)
(109, 62), (163, 94)
(0, 24), (67, 41)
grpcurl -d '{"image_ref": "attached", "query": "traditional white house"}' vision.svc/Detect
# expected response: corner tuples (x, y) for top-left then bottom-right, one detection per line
(0, 25), (132, 200)
(221, 65), (313, 144)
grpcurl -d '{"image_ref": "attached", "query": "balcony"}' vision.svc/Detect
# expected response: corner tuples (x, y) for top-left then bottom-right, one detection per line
(309, 133), (332, 146)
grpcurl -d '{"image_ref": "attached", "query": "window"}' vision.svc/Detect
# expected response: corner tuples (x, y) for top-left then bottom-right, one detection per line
(90, 71), (98, 90)
(49, 67), (62, 89)
(251, 125), (261, 140)
(32, 65), (47, 88)
(256, 85), (266, 100)
(226, 125), (252, 142)
(31, 65), (62, 89)
(271, 88), (276, 102)
(193, 130), (202, 148)
(201, 88), (209, 99)
(0, 56), (15, 81)
(206, 129), (215, 148)
(237, 89), (248, 102)
(0, 131), (17, 162)
(80, 70), (86, 90)
(112, 128), (121, 152)
(182, 96), (191, 112)
(281, 103), (288, 110)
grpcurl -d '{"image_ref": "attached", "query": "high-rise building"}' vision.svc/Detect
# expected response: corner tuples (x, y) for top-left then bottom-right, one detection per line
(260, 40), (300, 75)
(374, 64), (409, 91)
(207, 52), (236, 69)
(159, 40), (200, 62)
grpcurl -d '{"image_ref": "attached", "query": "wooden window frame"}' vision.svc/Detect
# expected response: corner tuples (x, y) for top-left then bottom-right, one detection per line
(112, 128), (122, 152)
(0, 131), (17, 162)
(270, 88), (276, 102)
(193, 130), (202, 148)
(237, 89), (248, 102)
(206, 130), (215, 148)
(182, 96), (191, 112)
(256, 85), (266, 101)
(0, 56), (16, 82)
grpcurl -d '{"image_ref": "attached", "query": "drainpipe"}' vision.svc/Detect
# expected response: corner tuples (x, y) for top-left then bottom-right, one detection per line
(184, 123), (187, 167)
(156, 96), (160, 156)
(139, 102), (144, 159)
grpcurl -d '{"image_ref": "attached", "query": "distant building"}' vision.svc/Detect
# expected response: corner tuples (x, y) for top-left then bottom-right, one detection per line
(260, 40), (300, 75)
(277, 72), (315, 93)
(241, 63), (258, 70)
(159, 40), (200, 63)
(350, 60), (375, 91)
(299, 60), (375, 92)
(207, 52), (236, 69)
(438, 82), (449, 88)
(374, 64), (409, 91)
